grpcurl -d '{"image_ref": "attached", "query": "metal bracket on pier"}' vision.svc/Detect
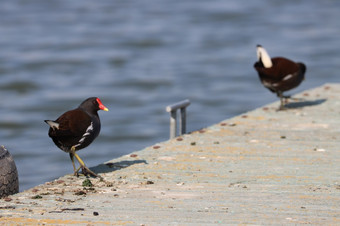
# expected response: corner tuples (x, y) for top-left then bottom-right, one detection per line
(166, 99), (190, 139)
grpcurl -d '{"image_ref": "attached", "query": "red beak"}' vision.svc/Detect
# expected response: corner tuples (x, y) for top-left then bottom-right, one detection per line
(96, 98), (109, 111)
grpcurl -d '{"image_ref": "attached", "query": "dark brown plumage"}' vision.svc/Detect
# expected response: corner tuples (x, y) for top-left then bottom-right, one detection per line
(45, 97), (108, 178)
(254, 45), (306, 110)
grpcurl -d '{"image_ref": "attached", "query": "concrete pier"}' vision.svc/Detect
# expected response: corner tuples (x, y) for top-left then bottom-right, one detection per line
(1, 83), (339, 225)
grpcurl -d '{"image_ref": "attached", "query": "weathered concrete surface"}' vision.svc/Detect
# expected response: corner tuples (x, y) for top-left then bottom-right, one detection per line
(1, 83), (339, 225)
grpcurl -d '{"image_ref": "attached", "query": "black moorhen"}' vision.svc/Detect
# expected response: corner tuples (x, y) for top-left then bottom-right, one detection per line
(254, 45), (306, 110)
(45, 97), (108, 178)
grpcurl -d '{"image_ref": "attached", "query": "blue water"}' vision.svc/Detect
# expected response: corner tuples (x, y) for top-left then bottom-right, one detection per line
(0, 0), (339, 191)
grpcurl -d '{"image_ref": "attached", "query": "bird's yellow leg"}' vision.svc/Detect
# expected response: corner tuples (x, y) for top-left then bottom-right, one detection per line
(70, 146), (102, 179)
(75, 166), (82, 174)
(277, 92), (286, 111)
(73, 152), (86, 167)
(69, 153), (77, 174)
(70, 146), (83, 176)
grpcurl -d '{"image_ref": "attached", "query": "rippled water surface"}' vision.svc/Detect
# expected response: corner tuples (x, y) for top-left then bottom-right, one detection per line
(0, 0), (339, 191)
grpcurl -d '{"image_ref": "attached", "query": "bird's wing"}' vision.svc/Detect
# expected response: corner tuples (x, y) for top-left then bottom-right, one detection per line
(51, 109), (91, 137)
(271, 57), (300, 80)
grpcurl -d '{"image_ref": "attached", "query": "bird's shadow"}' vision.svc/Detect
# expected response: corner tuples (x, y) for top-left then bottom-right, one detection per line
(90, 159), (148, 174)
(285, 98), (327, 109)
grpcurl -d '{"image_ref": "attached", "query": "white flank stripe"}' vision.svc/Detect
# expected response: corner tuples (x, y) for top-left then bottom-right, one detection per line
(283, 74), (293, 81)
(77, 122), (93, 145)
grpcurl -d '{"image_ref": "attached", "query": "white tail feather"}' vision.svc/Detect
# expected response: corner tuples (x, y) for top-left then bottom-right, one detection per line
(257, 45), (273, 68)
(45, 120), (59, 130)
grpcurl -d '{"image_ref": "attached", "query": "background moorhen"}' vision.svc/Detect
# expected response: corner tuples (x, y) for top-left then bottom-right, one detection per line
(45, 97), (108, 178)
(254, 44), (306, 110)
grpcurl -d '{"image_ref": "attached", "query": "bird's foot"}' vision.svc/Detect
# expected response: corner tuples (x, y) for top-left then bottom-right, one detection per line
(289, 97), (305, 102)
(276, 105), (287, 111)
(276, 98), (287, 111)
(282, 95), (305, 102)
(73, 166), (82, 177)
(80, 165), (103, 180)
(279, 96), (305, 110)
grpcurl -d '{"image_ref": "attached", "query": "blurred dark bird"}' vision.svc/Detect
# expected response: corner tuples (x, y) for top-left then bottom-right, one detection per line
(45, 97), (108, 178)
(254, 45), (306, 110)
